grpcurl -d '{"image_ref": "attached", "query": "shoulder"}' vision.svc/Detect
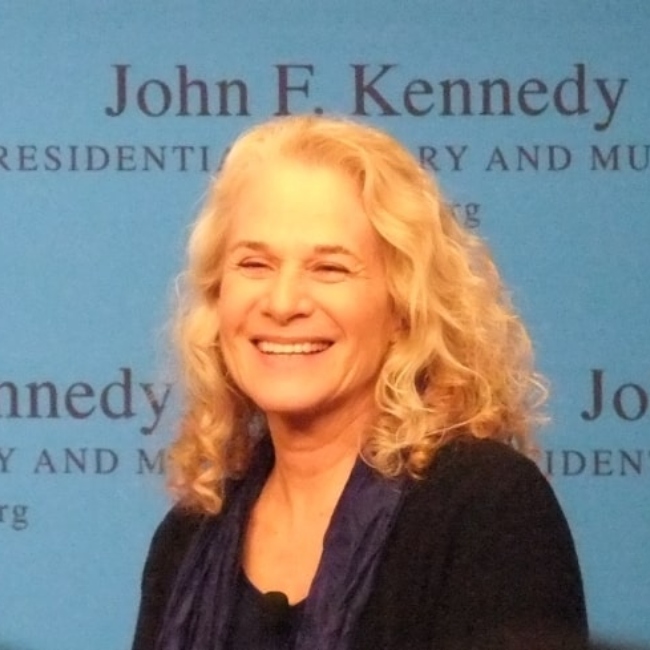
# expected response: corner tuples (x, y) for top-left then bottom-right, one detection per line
(362, 436), (588, 648)
(142, 506), (206, 586)
(131, 507), (210, 650)
(395, 435), (582, 578)
(429, 435), (540, 477)
(150, 505), (205, 548)
(413, 435), (551, 506)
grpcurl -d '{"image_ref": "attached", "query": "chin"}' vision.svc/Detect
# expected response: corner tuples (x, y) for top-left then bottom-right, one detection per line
(255, 398), (323, 419)
(249, 390), (335, 424)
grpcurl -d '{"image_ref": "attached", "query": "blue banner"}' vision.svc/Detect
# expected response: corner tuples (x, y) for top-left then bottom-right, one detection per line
(1, 2), (649, 648)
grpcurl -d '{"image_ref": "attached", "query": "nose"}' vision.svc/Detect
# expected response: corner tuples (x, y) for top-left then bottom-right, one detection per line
(262, 267), (313, 324)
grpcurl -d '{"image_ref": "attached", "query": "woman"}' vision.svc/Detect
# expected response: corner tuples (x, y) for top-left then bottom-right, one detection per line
(132, 116), (588, 649)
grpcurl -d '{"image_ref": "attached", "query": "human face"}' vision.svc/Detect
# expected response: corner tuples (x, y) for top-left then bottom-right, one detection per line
(217, 159), (397, 432)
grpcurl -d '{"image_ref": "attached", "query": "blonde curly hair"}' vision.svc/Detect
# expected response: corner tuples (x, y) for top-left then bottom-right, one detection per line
(168, 115), (546, 514)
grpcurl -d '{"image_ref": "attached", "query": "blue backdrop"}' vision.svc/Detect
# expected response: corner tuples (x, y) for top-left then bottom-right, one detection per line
(1, 2), (649, 648)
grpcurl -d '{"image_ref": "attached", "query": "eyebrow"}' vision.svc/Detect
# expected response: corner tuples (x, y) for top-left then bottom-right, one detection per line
(227, 240), (359, 258)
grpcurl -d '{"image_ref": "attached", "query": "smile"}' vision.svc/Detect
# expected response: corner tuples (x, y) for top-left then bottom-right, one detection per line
(255, 340), (332, 355)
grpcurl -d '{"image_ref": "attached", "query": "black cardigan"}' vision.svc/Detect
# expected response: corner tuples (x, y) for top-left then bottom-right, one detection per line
(131, 438), (588, 649)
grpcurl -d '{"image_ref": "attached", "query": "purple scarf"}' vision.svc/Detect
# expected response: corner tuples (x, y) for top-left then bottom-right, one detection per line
(155, 438), (405, 650)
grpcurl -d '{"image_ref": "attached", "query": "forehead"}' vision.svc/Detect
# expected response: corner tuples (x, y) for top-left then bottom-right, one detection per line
(226, 159), (379, 253)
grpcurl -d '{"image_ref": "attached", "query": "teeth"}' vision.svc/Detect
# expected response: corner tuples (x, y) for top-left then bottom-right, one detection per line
(257, 341), (330, 355)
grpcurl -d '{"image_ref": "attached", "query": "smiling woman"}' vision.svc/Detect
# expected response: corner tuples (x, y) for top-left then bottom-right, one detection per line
(131, 116), (588, 650)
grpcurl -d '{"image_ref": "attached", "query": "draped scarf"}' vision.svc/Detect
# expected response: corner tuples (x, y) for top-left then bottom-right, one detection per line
(156, 438), (405, 650)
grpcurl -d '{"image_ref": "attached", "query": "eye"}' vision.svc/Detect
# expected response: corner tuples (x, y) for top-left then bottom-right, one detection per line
(312, 262), (351, 282)
(236, 257), (273, 277)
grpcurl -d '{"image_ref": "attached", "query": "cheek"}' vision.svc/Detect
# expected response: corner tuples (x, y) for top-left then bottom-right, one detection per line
(344, 295), (396, 343)
(217, 278), (254, 330)
(215, 306), (245, 355)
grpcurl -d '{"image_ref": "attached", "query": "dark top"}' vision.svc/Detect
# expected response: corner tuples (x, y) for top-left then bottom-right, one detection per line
(132, 437), (588, 650)
(225, 571), (305, 649)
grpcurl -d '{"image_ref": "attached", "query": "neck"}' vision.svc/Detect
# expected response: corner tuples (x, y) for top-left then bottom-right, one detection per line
(263, 404), (374, 514)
